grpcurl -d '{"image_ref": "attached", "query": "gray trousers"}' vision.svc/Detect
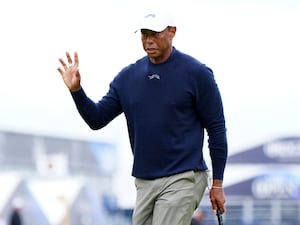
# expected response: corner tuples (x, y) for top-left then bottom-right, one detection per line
(132, 170), (208, 225)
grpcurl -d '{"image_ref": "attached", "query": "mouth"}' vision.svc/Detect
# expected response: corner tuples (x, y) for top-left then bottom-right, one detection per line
(146, 48), (157, 54)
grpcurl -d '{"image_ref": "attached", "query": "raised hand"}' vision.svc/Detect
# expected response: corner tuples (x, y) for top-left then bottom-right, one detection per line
(57, 52), (81, 92)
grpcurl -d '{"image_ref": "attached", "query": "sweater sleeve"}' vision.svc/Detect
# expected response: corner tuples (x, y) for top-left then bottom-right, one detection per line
(70, 84), (122, 130)
(195, 65), (228, 180)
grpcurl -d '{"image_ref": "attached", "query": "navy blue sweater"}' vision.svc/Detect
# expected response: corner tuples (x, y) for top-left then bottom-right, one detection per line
(71, 48), (227, 180)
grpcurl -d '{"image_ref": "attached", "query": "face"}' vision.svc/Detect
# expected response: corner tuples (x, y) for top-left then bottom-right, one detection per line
(141, 26), (176, 64)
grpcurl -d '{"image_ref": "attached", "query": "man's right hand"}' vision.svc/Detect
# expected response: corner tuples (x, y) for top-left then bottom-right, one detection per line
(57, 51), (81, 92)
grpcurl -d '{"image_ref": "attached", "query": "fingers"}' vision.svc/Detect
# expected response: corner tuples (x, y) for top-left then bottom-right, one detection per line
(211, 200), (225, 214)
(57, 51), (79, 72)
(65, 51), (79, 68)
(57, 67), (64, 76)
(217, 202), (225, 214)
(74, 51), (79, 67)
(210, 189), (226, 214)
(58, 58), (68, 71)
(66, 52), (73, 66)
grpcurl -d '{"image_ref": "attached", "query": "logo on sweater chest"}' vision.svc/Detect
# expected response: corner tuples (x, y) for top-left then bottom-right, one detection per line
(148, 74), (160, 80)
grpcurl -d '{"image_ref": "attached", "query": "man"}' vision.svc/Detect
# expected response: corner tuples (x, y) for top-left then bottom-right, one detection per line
(57, 9), (227, 225)
(9, 198), (23, 225)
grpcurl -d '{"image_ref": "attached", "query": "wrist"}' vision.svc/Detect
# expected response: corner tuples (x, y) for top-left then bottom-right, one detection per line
(70, 86), (82, 92)
(211, 185), (223, 189)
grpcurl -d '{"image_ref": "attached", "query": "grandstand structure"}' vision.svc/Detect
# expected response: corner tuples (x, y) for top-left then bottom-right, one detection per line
(0, 130), (123, 225)
(201, 136), (300, 225)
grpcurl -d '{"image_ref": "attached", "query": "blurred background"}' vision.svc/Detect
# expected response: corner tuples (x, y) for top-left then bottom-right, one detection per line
(0, 0), (299, 224)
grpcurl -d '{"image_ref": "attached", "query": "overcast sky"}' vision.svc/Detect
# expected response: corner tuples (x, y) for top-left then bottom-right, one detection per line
(1, 0), (300, 207)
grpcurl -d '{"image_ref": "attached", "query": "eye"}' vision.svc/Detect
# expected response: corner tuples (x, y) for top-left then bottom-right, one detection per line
(141, 30), (160, 37)
(152, 32), (159, 37)
(141, 29), (147, 35)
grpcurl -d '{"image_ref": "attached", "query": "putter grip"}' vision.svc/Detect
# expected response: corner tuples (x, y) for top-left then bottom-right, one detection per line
(216, 208), (224, 225)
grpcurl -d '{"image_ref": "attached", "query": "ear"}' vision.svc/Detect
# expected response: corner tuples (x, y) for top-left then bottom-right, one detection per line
(169, 26), (177, 38)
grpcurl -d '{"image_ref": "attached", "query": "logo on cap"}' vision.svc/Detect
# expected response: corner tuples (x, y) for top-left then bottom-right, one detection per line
(145, 14), (156, 19)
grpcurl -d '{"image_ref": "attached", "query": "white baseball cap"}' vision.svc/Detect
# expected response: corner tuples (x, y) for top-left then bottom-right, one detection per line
(135, 9), (175, 33)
